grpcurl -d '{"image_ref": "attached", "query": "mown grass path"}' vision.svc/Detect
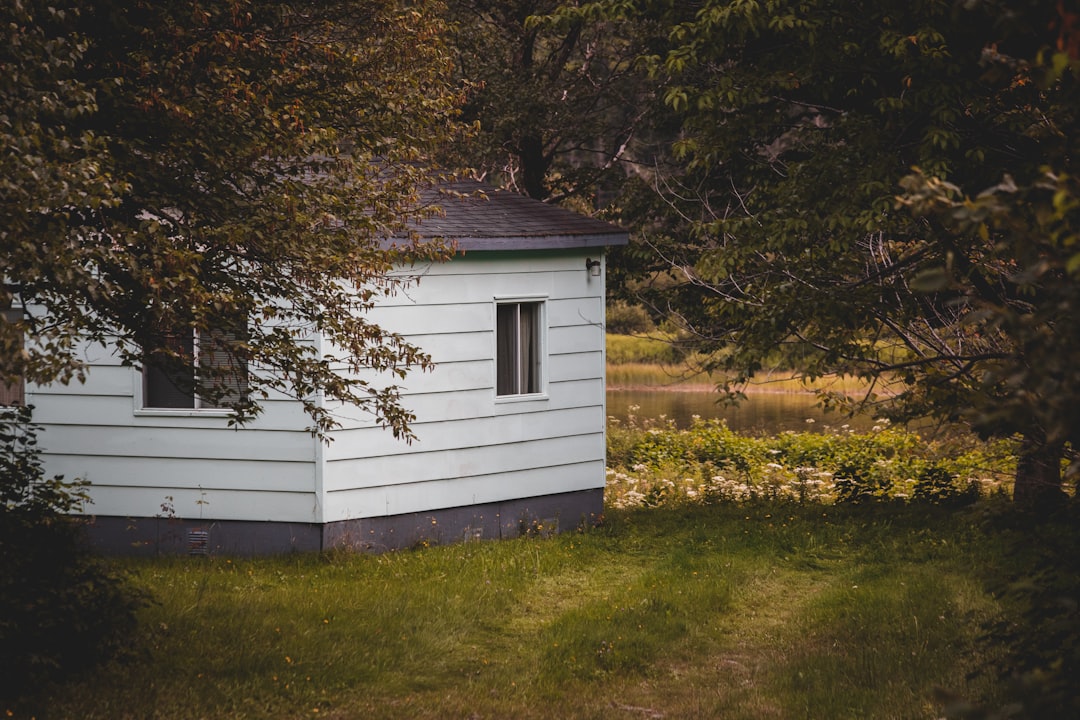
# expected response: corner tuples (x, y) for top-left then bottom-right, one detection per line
(29, 504), (1009, 720)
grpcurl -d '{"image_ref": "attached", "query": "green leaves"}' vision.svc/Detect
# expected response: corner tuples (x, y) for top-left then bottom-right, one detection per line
(1, 0), (466, 438)
(613, 0), (1080, 501)
(444, 0), (666, 201)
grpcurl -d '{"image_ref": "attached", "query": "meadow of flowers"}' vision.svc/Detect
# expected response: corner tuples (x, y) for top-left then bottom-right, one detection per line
(605, 411), (1017, 509)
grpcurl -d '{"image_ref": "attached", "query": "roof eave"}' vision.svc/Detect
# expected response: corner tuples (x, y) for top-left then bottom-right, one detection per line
(379, 231), (629, 252)
(453, 232), (629, 251)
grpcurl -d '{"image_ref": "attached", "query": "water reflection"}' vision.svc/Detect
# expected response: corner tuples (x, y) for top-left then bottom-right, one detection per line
(606, 389), (876, 434)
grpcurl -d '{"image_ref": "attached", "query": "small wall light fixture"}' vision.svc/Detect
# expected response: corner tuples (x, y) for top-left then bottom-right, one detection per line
(585, 258), (602, 277)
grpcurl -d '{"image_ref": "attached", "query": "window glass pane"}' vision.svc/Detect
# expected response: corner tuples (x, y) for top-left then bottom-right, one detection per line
(496, 301), (542, 397)
(519, 303), (539, 393)
(496, 304), (518, 395)
(199, 324), (248, 408)
(143, 321), (247, 409)
(144, 332), (196, 408)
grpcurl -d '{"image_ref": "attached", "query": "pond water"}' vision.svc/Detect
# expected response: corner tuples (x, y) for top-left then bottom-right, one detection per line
(606, 388), (878, 434)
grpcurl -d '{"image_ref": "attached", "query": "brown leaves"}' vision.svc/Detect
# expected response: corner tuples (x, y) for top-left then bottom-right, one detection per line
(2, 0), (466, 438)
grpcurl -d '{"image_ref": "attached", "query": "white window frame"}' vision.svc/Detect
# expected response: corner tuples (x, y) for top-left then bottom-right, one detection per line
(494, 296), (548, 402)
(136, 327), (245, 416)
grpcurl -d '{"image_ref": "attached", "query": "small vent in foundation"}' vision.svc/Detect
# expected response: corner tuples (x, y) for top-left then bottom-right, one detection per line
(187, 529), (209, 555)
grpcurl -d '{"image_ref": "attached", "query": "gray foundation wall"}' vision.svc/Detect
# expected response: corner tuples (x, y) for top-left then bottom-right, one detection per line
(81, 488), (604, 556)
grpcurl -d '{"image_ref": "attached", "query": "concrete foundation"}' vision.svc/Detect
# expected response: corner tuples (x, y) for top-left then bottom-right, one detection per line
(80, 488), (604, 555)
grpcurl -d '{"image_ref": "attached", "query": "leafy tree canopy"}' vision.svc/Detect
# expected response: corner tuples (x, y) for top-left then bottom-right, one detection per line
(1, 0), (465, 437)
(443, 0), (668, 203)
(594, 0), (1080, 504)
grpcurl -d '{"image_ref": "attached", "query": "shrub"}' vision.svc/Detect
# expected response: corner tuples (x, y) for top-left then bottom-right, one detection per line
(913, 465), (971, 505)
(605, 301), (654, 335)
(0, 406), (145, 703)
(605, 416), (1015, 510)
(605, 333), (683, 365)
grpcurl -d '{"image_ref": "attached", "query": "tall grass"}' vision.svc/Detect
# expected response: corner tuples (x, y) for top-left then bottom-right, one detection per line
(606, 333), (876, 393)
(606, 333), (688, 366)
(606, 361), (711, 387)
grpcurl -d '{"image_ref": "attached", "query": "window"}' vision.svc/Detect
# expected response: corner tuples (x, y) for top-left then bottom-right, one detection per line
(0, 308), (24, 406)
(496, 300), (543, 396)
(143, 325), (247, 409)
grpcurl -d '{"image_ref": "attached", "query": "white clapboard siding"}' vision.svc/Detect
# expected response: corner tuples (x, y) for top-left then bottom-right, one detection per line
(324, 377), (604, 432)
(28, 392), (312, 432)
(548, 351), (604, 383)
(323, 460), (605, 522)
(331, 321), (601, 401)
(324, 432), (603, 492)
(28, 365), (136, 397)
(30, 244), (610, 529)
(401, 358), (493, 394)
(322, 360), (493, 431)
(45, 454), (314, 493)
(86, 485), (318, 523)
(548, 323), (604, 353)
(393, 330), (492, 363)
(322, 249), (607, 523)
(364, 296), (603, 336)
(379, 267), (595, 307)
(547, 297), (604, 328)
(325, 405), (603, 461)
(27, 370), (308, 407)
(375, 321), (600, 366)
(37, 423), (315, 463)
(49, 453), (317, 522)
(30, 330), (321, 522)
(363, 302), (491, 337)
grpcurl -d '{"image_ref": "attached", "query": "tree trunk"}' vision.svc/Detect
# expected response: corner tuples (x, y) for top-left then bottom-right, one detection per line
(519, 134), (549, 201)
(1013, 430), (1066, 509)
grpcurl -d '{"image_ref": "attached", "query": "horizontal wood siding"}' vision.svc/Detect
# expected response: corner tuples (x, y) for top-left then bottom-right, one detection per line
(324, 432), (604, 490)
(324, 250), (607, 521)
(326, 378), (602, 429)
(27, 337), (319, 524)
(326, 461), (605, 520)
(85, 486), (318, 523)
(324, 406), (603, 462)
(29, 392), (313, 431)
(23, 249), (609, 528)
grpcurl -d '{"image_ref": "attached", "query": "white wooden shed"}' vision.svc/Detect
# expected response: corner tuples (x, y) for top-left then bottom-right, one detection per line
(27, 181), (627, 554)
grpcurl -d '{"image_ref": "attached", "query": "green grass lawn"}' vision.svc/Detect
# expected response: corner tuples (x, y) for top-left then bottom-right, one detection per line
(22, 502), (1026, 720)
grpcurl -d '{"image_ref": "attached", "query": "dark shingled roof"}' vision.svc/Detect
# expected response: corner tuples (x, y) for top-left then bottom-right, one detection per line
(399, 179), (629, 251)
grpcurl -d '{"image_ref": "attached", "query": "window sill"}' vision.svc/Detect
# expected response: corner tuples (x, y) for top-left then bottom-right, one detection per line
(495, 392), (548, 405)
